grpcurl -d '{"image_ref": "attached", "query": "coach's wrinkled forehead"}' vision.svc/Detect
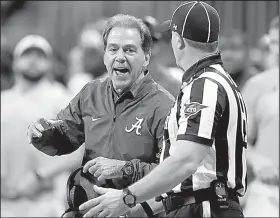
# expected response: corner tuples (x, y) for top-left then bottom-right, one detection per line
(102, 14), (153, 54)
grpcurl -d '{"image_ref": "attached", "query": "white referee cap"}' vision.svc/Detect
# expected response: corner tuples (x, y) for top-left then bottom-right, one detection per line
(13, 34), (52, 59)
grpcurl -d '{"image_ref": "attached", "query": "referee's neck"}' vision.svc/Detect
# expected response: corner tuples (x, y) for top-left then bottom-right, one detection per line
(178, 49), (211, 72)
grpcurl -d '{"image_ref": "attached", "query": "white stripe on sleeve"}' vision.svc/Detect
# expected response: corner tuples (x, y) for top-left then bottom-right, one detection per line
(198, 79), (218, 139)
(177, 85), (192, 135)
(202, 201), (211, 217)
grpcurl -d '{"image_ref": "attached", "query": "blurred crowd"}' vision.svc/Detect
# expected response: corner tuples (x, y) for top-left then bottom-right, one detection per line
(1, 2), (279, 217)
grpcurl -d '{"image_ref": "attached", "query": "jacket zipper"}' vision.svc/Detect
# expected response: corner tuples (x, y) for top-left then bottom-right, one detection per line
(104, 101), (117, 188)
(106, 103), (117, 154)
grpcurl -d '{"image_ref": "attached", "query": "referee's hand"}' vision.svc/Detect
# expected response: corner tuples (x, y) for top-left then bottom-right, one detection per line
(27, 117), (63, 144)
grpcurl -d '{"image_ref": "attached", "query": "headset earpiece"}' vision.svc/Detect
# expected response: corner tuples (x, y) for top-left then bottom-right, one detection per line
(62, 166), (105, 217)
(62, 167), (89, 217)
(66, 167), (88, 210)
(72, 185), (88, 208)
(68, 185), (77, 209)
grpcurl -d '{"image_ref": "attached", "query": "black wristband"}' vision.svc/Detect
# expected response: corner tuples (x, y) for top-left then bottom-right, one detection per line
(140, 202), (155, 218)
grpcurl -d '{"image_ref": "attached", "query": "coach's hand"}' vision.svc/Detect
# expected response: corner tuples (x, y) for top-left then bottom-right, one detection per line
(83, 157), (126, 181)
(27, 117), (63, 143)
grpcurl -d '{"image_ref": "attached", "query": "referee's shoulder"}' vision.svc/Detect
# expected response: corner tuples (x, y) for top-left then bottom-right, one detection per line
(191, 76), (228, 101)
(193, 75), (224, 89)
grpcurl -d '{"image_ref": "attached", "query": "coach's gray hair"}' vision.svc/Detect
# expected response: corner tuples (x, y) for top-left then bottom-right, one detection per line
(102, 14), (153, 54)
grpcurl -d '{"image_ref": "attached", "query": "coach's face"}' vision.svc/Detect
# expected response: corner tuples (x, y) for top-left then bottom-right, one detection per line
(104, 27), (150, 94)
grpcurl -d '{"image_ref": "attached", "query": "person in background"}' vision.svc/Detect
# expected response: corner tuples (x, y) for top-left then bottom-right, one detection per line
(1, 34), (81, 216)
(143, 15), (183, 97)
(219, 29), (256, 91)
(249, 34), (272, 74)
(241, 16), (279, 217)
(1, 34), (15, 91)
(67, 18), (108, 97)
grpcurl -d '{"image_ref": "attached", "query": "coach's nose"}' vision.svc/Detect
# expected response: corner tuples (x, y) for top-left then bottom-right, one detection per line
(116, 50), (126, 63)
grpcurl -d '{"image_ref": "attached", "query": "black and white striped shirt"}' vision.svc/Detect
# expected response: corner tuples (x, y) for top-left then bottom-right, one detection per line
(160, 53), (247, 197)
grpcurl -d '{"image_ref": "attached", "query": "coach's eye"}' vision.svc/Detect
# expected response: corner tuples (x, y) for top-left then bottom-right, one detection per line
(126, 48), (136, 54)
(108, 47), (118, 53)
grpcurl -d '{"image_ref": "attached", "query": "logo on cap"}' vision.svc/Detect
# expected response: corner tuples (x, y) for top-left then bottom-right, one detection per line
(172, 24), (178, 31)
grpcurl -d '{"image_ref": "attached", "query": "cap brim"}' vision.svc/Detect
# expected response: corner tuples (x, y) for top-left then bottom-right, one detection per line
(13, 35), (53, 59)
(21, 46), (49, 57)
(156, 20), (171, 33)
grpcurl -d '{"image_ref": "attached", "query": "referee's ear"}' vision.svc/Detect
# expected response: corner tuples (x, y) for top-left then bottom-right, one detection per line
(174, 31), (185, 50)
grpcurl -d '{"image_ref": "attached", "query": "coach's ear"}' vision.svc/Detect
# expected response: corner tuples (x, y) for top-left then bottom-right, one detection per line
(143, 51), (151, 68)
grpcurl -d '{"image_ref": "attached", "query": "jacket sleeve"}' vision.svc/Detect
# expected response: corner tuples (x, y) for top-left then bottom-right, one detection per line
(128, 96), (174, 183)
(128, 160), (159, 184)
(31, 83), (89, 156)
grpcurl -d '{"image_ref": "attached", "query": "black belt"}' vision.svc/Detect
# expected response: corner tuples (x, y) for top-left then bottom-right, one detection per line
(162, 188), (238, 214)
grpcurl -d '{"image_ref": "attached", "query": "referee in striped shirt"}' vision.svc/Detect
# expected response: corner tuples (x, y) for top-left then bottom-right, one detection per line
(78, 2), (248, 217)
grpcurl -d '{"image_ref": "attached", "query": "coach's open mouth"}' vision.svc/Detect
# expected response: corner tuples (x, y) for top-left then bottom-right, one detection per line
(113, 68), (130, 76)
